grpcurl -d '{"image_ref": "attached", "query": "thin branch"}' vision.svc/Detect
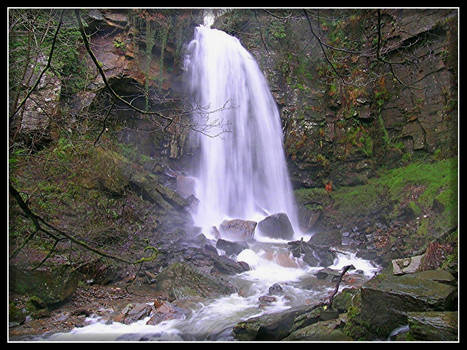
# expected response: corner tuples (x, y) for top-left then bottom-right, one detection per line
(254, 10), (269, 54)
(9, 182), (137, 265)
(94, 101), (115, 146)
(327, 264), (353, 308)
(9, 229), (38, 260)
(262, 9), (292, 21)
(31, 237), (66, 270)
(303, 10), (349, 85)
(9, 10), (64, 120)
(375, 10), (426, 91)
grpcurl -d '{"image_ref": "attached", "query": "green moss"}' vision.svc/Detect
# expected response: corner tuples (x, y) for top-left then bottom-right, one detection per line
(331, 183), (390, 218)
(342, 291), (374, 340)
(408, 201), (422, 217)
(375, 157), (457, 206)
(9, 302), (25, 323)
(416, 217), (430, 237)
(295, 187), (328, 203)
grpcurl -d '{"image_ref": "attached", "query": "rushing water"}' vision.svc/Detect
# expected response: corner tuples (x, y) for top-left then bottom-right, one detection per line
(37, 15), (381, 342)
(183, 15), (300, 238)
(44, 246), (379, 341)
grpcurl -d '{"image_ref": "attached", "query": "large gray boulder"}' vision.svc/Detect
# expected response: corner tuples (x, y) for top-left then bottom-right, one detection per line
(9, 266), (79, 306)
(216, 239), (248, 257)
(287, 239), (337, 267)
(407, 311), (458, 341)
(257, 213), (294, 240)
(392, 254), (425, 275)
(150, 262), (237, 301)
(353, 270), (457, 337)
(219, 219), (257, 241)
(232, 302), (338, 341)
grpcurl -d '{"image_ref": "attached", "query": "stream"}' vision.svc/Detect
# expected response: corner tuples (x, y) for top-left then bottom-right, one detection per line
(34, 11), (383, 341)
(43, 239), (380, 341)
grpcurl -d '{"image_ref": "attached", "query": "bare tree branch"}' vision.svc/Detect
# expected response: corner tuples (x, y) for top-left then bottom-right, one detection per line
(303, 9), (349, 85)
(9, 10), (64, 120)
(9, 182), (151, 266)
(94, 101), (115, 146)
(74, 9), (173, 123)
(254, 10), (269, 54)
(327, 264), (353, 308)
(375, 10), (426, 91)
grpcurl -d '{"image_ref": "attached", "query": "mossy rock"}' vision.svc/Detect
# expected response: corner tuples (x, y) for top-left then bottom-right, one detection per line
(233, 306), (305, 341)
(332, 287), (359, 313)
(126, 170), (188, 210)
(284, 318), (352, 341)
(407, 311), (458, 341)
(24, 295), (51, 319)
(233, 303), (340, 341)
(354, 271), (457, 338)
(9, 265), (79, 306)
(9, 302), (25, 325)
(150, 262), (236, 301)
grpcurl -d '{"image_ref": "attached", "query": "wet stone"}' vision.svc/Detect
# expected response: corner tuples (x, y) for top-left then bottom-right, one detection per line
(268, 283), (284, 296)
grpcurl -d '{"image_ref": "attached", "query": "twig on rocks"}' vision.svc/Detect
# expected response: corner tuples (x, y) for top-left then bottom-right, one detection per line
(326, 264), (353, 308)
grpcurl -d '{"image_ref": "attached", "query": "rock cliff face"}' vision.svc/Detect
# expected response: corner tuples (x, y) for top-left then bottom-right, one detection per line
(214, 9), (458, 189)
(212, 9), (458, 270)
(57, 8), (457, 192)
(78, 9), (203, 165)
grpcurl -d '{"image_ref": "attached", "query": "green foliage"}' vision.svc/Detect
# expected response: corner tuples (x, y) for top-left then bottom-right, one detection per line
(375, 158), (456, 202)
(401, 152), (412, 163)
(268, 21), (287, 40)
(53, 137), (74, 161)
(53, 27), (89, 95)
(134, 245), (159, 264)
(9, 148), (27, 173)
(408, 201), (422, 216)
(113, 39), (126, 49)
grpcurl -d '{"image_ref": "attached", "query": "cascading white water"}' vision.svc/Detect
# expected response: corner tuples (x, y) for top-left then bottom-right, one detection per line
(184, 17), (300, 238)
(33, 14), (382, 342)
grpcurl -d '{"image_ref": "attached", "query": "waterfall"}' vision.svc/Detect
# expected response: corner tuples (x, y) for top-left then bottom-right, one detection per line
(184, 17), (300, 239)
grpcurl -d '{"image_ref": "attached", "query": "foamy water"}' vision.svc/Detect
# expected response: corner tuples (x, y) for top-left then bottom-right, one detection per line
(184, 14), (300, 239)
(42, 246), (379, 341)
(37, 13), (381, 342)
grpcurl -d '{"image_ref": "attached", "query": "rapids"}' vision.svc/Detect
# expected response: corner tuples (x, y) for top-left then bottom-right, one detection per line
(36, 13), (380, 342)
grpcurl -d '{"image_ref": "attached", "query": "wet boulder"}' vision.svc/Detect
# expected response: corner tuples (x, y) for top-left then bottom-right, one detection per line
(353, 270), (458, 338)
(146, 301), (187, 326)
(113, 303), (153, 324)
(257, 213), (294, 240)
(148, 233), (248, 277)
(9, 265), (79, 306)
(232, 307), (304, 341)
(216, 238), (249, 257)
(287, 239), (336, 267)
(150, 262), (237, 301)
(407, 311), (458, 341)
(283, 317), (352, 341)
(258, 295), (277, 308)
(315, 268), (343, 282)
(232, 302), (339, 341)
(219, 219), (257, 241)
(268, 283), (284, 296)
